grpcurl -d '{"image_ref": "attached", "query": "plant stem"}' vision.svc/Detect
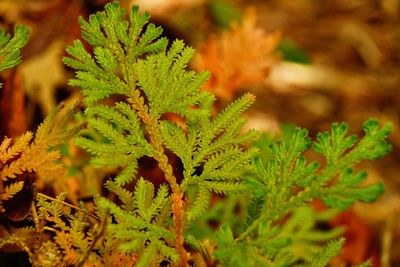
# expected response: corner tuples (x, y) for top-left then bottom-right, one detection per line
(128, 95), (188, 266)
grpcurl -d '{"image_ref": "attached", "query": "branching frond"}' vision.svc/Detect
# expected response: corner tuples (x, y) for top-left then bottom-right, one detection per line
(0, 132), (33, 164)
(97, 178), (175, 265)
(186, 187), (211, 222)
(58, 2), (393, 266)
(228, 120), (392, 266)
(35, 193), (104, 266)
(65, 2), (259, 241)
(310, 238), (345, 267)
(0, 25), (30, 74)
(1, 104), (81, 182)
(2, 181), (24, 201)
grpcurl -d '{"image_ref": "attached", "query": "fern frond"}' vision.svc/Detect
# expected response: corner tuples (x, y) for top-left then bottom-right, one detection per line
(136, 40), (211, 117)
(97, 182), (176, 264)
(131, 178), (171, 223)
(0, 132), (33, 164)
(98, 182), (169, 232)
(310, 238), (344, 267)
(245, 196), (264, 227)
(314, 119), (392, 171)
(104, 180), (134, 209)
(322, 168), (384, 209)
(37, 192), (69, 231)
(2, 181), (24, 201)
(1, 104), (80, 183)
(0, 25), (30, 74)
(70, 71), (128, 104)
(209, 118), (258, 152)
(210, 93), (256, 138)
(233, 119), (391, 266)
(66, 4), (259, 251)
(186, 187), (211, 222)
(160, 121), (190, 162)
(202, 181), (247, 194)
(86, 103), (141, 134)
(200, 146), (259, 182)
(313, 123), (356, 164)
(246, 120), (391, 227)
(35, 103), (81, 147)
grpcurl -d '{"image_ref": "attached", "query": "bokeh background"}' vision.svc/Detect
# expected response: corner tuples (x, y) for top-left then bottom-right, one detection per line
(0, 0), (399, 265)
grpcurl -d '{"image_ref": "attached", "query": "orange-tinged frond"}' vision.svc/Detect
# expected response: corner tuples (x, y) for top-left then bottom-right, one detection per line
(195, 8), (281, 100)
(2, 181), (24, 201)
(0, 132), (33, 164)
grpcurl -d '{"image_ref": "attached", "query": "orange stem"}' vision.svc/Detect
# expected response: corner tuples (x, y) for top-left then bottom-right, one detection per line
(129, 96), (188, 266)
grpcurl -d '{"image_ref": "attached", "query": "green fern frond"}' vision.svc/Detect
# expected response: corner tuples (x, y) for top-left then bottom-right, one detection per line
(245, 196), (264, 227)
(186, 187), (211, 222)
(210, 93), (256, 138)
(310, 238), (344, 267)
(136, 40), (211, 117)
(230, 119), (392, 266)
(160, 121), (191, 162)
(98, 179), (176, 264)
(314, 119), (392, 171)
(66, 2), (259, 243)
(104, 180), (134, 209)
(59, 2), (394, 266)
(0, 25), (30, 74)
(322, 168), (384, 209)
(277, 206), (343, 262)
(246, 119), (391, 227)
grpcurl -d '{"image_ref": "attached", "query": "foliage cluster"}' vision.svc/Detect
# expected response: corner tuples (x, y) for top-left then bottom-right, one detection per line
(0, 2), (393, 266)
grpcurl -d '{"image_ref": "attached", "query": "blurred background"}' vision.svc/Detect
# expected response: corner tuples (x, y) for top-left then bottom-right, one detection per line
(0, 0), (399, 265)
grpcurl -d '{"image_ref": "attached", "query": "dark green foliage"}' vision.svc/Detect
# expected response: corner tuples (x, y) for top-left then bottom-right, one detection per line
(213, 119), (391, 266)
